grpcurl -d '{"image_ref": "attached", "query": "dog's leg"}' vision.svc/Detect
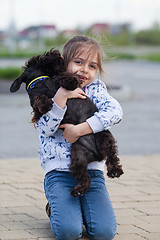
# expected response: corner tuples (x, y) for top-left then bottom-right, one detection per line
(104, 132), (124, 178)
(95, 131), (124, 178)
(106, 153), (124, 178)
(31, 95), (53, 122)
(33, 95), (53, 114)
(70, 143), (91, 197)
(70, 167), (91, 197)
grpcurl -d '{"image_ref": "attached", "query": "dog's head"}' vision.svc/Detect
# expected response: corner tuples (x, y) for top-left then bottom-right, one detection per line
(10, 49), (65, 93)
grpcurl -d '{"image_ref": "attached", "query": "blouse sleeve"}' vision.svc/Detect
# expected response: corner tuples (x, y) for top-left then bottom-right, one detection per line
(86, 82), (123, 133)
(35, 101), (67, 137)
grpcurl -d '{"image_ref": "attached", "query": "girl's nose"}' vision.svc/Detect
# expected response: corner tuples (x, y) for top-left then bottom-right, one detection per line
(81, 64), (88, 73)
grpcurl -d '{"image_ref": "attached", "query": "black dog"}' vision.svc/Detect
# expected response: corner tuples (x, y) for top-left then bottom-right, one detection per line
(10, 49), (123, 197)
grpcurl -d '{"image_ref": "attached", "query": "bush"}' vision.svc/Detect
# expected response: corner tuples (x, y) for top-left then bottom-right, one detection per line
(0, 67), (22, 79)
(0, 50), (43, 58)
(140, 53), (160, 62)
(136, 23), (160, 45)
(45, 34), (70, 48)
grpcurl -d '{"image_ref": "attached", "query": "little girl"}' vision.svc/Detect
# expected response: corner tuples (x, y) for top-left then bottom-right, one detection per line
(36, 36), (123, 240)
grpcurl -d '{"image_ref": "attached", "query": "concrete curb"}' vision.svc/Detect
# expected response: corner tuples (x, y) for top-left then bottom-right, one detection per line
(107, 84), (132, 101)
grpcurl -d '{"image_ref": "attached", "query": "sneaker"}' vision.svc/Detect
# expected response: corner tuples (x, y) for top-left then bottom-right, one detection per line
(45, 202), (51, 218)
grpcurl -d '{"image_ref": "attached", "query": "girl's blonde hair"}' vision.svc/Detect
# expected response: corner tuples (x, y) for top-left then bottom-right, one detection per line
(62, 35), (104, 75)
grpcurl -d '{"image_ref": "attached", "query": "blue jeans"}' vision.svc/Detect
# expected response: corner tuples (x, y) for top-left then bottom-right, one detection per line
(44, 170), (117, 240)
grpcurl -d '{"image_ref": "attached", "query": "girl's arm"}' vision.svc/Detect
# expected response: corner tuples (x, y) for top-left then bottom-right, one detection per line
(59, 122), (93, 143)
(86, 88), (123, 134)
(61, 81), (122, 142)
(36, 87), (86, 137)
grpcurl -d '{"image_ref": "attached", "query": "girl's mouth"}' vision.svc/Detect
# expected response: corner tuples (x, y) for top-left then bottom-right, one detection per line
(79, 75), (87, 81)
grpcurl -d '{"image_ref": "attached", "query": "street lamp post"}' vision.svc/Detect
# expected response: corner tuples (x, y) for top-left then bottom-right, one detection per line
(7, 0), (16, 53)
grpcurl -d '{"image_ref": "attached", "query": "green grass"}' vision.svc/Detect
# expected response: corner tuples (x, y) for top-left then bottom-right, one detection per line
(106, 52), (136, 60)
(139, 53), (160, 62)
(0, 67), (22, 80)
(0, 50), (43, 58)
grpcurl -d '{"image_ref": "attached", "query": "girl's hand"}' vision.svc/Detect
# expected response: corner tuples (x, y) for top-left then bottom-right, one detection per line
(54, 87), (86, 109)
(65, 87), (86, 99)
(59, 122), (93, 143)
(59, 124), (80, 143)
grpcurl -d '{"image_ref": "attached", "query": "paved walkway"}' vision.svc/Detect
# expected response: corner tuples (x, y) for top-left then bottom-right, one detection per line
(0, 155), (160, 240)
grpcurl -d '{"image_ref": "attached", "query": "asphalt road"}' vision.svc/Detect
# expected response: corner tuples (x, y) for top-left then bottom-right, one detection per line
(0, 59), (160, 158)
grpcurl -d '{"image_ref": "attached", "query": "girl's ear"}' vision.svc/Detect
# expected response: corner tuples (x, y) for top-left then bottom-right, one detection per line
(10, 73), (24, 92)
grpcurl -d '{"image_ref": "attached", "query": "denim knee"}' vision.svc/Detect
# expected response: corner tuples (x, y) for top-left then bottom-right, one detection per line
(87, 225), (116, 240)
(51, 219), (82, 240)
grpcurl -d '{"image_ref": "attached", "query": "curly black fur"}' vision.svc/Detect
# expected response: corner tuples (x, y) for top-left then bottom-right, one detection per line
(10, 48), (124, 197)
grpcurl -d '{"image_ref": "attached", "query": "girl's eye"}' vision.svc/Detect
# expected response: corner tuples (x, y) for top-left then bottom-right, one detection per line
(75, 60), (82, 64)
(90, 65), (96, 69)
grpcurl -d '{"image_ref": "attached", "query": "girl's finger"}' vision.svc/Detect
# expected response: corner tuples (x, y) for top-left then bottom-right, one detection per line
(79, 94), (86, 99)
(59, 124), (66, 128)
(77, 88), (86, 95)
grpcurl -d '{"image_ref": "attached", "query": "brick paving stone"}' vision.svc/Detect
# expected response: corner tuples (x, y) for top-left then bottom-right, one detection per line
(0, 215), (14, 222)
(0, 208), (13, 215)
(137, 215), (160, 224)
(0, 200), (33, 207)
(108, 195), (133, 202)
(7, 213), (36, 222)
(116, 216), (147, 225)
(1, 221), (33, 230)
(113, 200), (160, 210)
(134, 222), (160, 233)
(0, 225), (8, 231)
(129, 194), (160, 201)
(137, 207), (160, 215)
(9, 183), (42, 190)
(7, 206), (44, 214)
(23, 220), (50, 229)
(0, 230), (34, 239)
(140, 233), (160, 240)
(117, 224), (148, 234)
(27, 228), (55, 238)
(115, 208), (145, 216)
(114, 233), (146, 240)
(141, 187), (160, 195)
(15, 189), (44, 200)
(0, 190), (21, 201)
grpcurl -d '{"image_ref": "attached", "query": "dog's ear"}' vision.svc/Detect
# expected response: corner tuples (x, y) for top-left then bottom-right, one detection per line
(10, 73), (25, 92)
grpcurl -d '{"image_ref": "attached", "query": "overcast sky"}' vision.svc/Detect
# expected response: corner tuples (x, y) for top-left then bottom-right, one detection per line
(1, 0), (160, 32)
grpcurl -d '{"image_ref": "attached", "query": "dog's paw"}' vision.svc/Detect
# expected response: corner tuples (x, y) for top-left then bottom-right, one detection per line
(70, 184), (88, 197)
(107, 167), (124, 178)
(60, 73), (80, 91)
(70, 189), (84, 197)
(45, 202), (51, 218)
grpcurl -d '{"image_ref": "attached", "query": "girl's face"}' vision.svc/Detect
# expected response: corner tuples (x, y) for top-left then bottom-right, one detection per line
(67, 50), (98, 88)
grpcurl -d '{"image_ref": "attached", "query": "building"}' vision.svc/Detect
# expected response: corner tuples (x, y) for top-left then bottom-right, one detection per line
(19, 25), (58, 39)
(89, 23), (110, 35)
